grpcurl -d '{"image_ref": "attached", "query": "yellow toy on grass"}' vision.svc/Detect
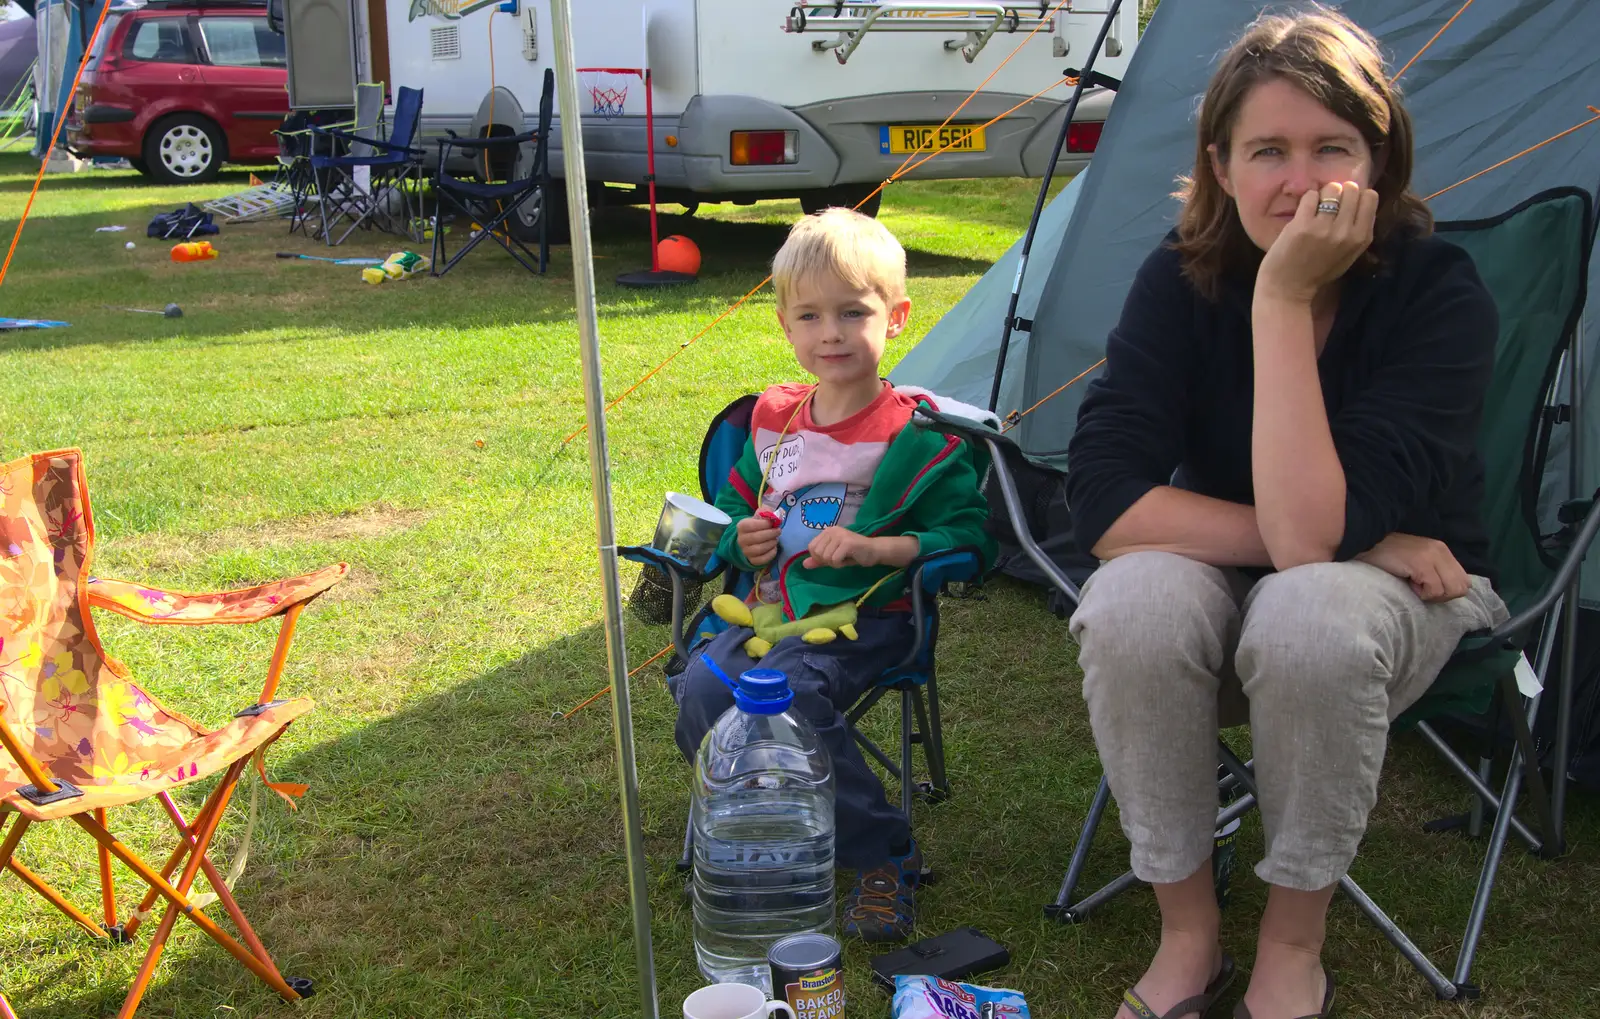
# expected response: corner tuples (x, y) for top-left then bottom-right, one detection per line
(710, 594), (859, 659)
(361, 250), (431, 285)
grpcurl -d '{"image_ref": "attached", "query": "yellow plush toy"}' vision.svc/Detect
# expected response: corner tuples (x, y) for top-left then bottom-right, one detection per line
(711, 594), (859, 659)
(361, 250), (431, 285)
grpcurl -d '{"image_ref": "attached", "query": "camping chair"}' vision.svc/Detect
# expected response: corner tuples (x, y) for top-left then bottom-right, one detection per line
(430, 68), (555, 277)
(618, 394), (989, 871)
(274, 81), (386, 237)
(0, 449), (346, 1016)
(310, 85), (427, 247)
(917, 186), (1599, 1001)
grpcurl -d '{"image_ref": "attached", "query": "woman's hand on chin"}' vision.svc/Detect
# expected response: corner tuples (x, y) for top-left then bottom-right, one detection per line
(1257, 181), (1380, 304)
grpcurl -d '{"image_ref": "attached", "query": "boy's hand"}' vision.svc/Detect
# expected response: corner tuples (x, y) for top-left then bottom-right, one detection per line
(736, 515), (780, 566)
(803, 526), (879, 569)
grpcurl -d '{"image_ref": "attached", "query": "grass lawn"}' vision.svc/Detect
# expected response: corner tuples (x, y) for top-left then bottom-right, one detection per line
(0, 153), (1596, 1018)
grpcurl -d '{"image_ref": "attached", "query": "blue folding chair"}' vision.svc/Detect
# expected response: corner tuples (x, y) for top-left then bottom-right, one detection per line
(620, 394), (989, 870)
(310, 86), (427, 246)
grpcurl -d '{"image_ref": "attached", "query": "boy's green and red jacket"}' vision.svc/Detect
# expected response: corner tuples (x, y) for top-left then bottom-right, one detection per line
(713, 395), (996, 621)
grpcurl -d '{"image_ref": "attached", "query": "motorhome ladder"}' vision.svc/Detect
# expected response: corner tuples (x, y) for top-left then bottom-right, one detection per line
(782, 3), (1058, 65)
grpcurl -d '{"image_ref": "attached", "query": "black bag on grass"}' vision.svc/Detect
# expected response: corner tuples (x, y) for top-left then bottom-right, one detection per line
(147, 203), (218, 240)
(1533, 605), (1600, 791)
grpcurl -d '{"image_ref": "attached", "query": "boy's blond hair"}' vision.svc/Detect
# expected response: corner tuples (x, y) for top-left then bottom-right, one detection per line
(772, 207), (907, 309)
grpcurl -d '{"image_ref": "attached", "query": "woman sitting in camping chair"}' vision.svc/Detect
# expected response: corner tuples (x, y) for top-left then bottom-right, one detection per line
(1063, 10), (1509, 1019)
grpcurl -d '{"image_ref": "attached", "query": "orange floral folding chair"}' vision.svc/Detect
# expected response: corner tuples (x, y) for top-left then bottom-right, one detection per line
(0, 449), (346, 1017)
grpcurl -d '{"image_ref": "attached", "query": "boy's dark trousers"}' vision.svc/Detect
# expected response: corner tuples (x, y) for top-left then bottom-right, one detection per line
(671, 609), (915, 870)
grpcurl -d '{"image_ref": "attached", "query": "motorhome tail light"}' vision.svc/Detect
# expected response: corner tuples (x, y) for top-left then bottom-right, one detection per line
(1067, 121), (1103, 153)
(731, 130), (797, 166)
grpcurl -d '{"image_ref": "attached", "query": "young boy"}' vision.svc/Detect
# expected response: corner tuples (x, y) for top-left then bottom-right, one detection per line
(671, 207), (994, 943)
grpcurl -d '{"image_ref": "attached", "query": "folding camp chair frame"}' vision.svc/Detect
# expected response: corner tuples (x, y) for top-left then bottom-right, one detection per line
(310, 87), (427, 248)
(916, 299), (1600, 1002)
(0, 600), (330, 1017)
(616, 393), (986, 872)
(312, 136), (427, 247)
(430, 130), (551, 277)
(430, 69), (555, 277)
(622, 542), (981, 873)
(274, 82), (386, 237)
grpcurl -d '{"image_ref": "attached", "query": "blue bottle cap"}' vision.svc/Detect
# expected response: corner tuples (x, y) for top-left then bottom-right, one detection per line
(733, 668), (794, 715)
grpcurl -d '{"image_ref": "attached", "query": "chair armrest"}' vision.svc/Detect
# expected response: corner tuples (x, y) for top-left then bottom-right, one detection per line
(440, 130), (542, 154)
(619, 546), (722, 664)
(87, 563), (348, 626)
(907, 547), (985, 596)
(1474, 489), (1600, 651)
(894, 548), (987, 674)
(914, 406), (1083, 609)
(912, 405), (1012, 452)
(311, 126), (423, 156)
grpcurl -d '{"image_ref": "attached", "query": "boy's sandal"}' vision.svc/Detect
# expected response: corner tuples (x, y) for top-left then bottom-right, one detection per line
(1122, 954), (1237, 1019)
(1231, 966), (1337, 1019)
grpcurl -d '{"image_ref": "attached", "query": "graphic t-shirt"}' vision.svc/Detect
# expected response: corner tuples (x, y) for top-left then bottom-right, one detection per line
(749, 382), (917, 602)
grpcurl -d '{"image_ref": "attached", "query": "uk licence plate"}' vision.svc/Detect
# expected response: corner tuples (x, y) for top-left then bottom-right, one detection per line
(879, 123), (988, 155)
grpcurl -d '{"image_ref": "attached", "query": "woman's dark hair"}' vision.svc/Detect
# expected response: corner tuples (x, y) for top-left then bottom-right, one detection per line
(1173, 6), (1432, 299)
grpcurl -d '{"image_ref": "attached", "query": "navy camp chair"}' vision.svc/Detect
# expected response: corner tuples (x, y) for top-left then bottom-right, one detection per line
(917, 186), (1600, 1001)
(310, 85), (426, 246)
(620, 393), (988, 870)
(430, 69), (555, 276)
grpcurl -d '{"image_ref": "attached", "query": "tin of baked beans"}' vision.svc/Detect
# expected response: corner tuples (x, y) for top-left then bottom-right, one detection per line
(768, 932), (844, 1019)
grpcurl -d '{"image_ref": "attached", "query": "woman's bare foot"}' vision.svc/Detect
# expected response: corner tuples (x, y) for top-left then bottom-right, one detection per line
(1115, 929), (1225, 1019)
(1116, 865), (1227, 1019)
(1239, 941), (1326, 1018)
(1240, 883), (1336, 1018)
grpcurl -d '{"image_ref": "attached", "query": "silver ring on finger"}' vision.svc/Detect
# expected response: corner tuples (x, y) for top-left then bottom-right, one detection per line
(1316, 199), (1341, 215)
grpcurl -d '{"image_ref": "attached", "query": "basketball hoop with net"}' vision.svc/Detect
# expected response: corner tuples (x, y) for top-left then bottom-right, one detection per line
(576, 66), (695, 287)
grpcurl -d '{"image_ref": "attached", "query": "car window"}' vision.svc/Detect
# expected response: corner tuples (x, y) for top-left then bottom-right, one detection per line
(198, 17), (286, 68)
(125, 17), (196, 64)
(83, 13), (123, 68)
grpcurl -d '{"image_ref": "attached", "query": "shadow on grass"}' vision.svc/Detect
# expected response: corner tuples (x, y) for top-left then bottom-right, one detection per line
(2, 620), (706, 1019)
(16, 574), (1600, 1019)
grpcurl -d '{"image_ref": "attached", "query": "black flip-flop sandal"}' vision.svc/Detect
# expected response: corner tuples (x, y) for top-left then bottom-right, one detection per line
(1122, 954), (1238, 1019)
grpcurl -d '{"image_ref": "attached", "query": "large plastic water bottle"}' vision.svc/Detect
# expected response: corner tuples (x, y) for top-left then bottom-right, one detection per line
(692, 667), (835, 991)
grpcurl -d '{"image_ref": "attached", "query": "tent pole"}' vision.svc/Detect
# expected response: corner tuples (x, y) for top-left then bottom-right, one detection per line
(988, 0), (1123, 414)
(550, 2), (660, 1016)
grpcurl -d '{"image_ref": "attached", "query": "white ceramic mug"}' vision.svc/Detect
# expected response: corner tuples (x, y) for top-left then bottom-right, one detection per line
(682, 982), (796, 1019)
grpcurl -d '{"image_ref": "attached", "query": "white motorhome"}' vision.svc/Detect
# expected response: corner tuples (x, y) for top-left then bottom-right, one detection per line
(278, 0), (1137, 223)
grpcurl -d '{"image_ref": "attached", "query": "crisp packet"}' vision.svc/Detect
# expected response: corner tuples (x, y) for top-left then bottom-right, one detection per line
(891, 975), (1031, 1018)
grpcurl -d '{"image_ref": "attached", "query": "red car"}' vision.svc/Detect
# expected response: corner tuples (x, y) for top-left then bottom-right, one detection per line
(67, 0), (287, 185)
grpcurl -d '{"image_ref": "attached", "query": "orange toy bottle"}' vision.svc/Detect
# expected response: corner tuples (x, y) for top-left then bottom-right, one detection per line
(170, 241), (218, 262)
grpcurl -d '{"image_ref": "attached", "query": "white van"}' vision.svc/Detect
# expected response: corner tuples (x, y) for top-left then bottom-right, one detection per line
(277, 0), (1137, 223)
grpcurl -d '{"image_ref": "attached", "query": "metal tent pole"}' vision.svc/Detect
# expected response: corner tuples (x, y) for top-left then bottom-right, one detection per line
(549, 2), (660, 1016)
(987, 0), (1122, 413)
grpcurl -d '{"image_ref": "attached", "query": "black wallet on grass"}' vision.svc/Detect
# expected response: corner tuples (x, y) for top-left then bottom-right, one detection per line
(869, 926), (1010, 990)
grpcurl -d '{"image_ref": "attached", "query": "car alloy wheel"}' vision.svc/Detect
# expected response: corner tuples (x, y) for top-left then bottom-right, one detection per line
(159, 123), (214, 179)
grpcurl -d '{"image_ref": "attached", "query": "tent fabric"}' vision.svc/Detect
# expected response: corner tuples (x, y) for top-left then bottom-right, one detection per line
(887, 171), (1085, 413)
(896, 0), (1600, 599)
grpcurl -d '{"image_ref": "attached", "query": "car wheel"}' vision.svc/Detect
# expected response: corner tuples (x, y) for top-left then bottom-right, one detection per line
(143, 115), (225, 185)
(127, 157), (149, 175)
(800, 185), (882, 218)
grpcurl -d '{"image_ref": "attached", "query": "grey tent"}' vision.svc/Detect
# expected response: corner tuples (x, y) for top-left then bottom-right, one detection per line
(891, 170), (1085, 414)
(891, 0), (1600, 598)
(0, 14), (35, 106)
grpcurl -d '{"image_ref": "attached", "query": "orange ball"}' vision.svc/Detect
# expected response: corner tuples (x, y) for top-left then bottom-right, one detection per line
(658, 234), (701, 276)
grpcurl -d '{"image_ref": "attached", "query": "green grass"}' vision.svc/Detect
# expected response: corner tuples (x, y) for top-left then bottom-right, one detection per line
(0, 155), (1596, 1018)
